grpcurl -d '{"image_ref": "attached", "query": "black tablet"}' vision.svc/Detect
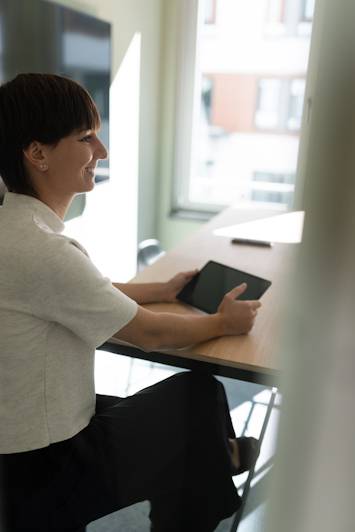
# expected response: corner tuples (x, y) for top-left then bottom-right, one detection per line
(176, 260), (271, 314)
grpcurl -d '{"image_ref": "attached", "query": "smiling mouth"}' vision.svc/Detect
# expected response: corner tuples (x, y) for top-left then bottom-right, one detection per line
(85, 167), (96, 174)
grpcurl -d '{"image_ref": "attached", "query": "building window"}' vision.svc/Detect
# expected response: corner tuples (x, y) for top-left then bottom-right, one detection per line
(255, 78), (306, 131)
(254, 172), (295, 185)
(251, 173), (295, 208)
(201, 76), (213, 125)
(266, 0), (316, 38)
(204, 0), (217, 24)
(267, 0), (285, 24)
(255, 79), (282, 130)
(251, 189), (293, 205)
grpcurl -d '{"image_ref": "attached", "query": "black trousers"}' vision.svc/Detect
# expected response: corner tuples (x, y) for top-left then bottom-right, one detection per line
(1, 372), (241, 532)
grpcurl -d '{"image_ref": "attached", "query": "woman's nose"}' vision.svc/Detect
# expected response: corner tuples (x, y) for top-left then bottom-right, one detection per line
(96, 138), (108, 160)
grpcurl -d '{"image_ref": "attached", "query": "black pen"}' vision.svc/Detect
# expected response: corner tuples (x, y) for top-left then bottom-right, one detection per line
(231, 238), (273, 247)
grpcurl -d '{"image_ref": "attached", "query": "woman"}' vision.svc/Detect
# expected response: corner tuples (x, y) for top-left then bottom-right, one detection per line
(0, 73), (261, 532)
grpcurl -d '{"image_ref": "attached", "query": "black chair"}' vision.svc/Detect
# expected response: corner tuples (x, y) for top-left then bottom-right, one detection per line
(137, 239), (165, 272)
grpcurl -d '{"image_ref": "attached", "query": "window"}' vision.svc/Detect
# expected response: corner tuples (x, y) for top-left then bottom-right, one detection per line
(255, 79), (282, 130)
(173, 0), (314, 214)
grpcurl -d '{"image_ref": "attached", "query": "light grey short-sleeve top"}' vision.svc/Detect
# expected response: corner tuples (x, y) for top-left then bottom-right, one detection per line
(0, 193), (138, 454)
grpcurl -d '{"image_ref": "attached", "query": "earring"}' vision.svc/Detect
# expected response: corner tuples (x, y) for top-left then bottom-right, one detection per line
(39, 164), (46, 169)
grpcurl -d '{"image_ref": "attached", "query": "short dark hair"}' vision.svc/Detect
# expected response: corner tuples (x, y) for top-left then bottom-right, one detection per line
(0, 73), (101, 197)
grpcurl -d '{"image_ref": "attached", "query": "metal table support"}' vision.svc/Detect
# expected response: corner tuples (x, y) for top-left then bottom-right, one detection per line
(229, 387), (278, 532)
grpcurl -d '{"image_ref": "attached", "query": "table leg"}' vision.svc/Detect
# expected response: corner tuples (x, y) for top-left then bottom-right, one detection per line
(229, 387), (278, 532)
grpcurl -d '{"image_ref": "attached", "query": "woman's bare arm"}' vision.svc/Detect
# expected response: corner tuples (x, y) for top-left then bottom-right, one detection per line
(113, 284), (261, 352)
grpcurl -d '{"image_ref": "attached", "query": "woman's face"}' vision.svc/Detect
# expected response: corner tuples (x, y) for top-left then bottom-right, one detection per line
(45, 128), (108, 197)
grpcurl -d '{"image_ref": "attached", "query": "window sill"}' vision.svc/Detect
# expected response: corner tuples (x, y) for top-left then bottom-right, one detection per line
(170, 209), (216, 221)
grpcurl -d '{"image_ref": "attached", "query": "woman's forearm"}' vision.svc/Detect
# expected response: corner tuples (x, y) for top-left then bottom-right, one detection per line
(113, 284), (261, 352)
(113, 306), (223, 352)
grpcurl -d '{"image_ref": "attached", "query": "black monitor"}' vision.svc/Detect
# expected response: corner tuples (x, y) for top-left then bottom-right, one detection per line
(0, 0), (111, 207)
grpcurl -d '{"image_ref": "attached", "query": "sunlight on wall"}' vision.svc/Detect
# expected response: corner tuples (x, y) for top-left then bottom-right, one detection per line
(63, 32), (141, 283)
(108, 31), (141, 281)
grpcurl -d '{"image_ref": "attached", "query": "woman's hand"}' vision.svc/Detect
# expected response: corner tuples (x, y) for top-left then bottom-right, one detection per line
(217, 283), (261, 336)
(164, 269), (199, 302)
(113, 270), (198, 305)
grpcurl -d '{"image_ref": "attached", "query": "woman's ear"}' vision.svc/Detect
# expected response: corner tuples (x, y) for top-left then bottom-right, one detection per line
(23, 141), (48, 171)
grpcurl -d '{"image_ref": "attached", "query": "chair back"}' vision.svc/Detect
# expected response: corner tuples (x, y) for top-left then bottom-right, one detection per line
(137, 239), (165, 272)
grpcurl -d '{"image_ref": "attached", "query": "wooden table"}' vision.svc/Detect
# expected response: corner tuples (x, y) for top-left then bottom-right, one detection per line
(100, 206), (301, 388)
(98, 206), (301, 531)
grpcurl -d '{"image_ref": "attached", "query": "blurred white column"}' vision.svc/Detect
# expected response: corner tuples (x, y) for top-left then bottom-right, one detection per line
(108, 32), (141, 281)
(64, 33), (141, 282)
(266, 0), (355, 530)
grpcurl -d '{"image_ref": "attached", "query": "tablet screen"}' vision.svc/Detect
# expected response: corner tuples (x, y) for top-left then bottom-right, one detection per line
(176, 261), (271, 314)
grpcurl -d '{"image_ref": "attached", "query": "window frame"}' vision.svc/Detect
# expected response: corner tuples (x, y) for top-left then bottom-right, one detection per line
(172, 0), (228, 215)
(171, 0), (313, 216)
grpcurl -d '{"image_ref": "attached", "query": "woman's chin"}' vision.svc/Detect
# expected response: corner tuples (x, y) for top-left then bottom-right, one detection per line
(83, 175), (96, 192)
